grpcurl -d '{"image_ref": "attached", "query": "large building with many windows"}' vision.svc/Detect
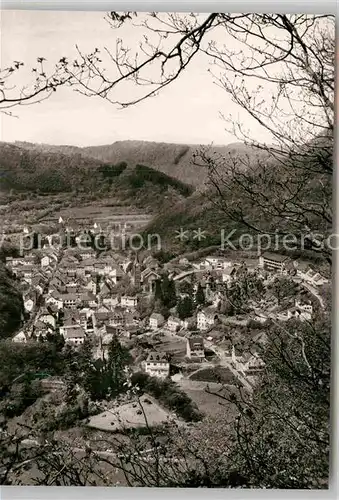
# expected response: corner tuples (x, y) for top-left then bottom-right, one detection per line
(258, 252), (290, 274)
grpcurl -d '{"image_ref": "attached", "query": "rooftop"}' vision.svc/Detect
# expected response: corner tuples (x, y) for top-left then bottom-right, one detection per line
(261, 252), (290, 263)
(188, 336), (204, 349)
(146, 351), (168, 363)
(150, 313), (165, 321)
(65, 327), (86, 338)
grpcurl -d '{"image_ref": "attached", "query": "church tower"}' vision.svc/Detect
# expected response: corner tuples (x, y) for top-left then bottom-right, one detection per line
(131, 252), (141, 288)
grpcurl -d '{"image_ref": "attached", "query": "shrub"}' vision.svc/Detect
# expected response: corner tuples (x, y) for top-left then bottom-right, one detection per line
(131, 371), (203, 422)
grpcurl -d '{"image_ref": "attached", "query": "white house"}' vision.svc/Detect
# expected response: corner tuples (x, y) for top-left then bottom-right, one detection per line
(144, 352), (170, 379)
(60, 293), (78, 308)
(186, 336), (205, 360)
(84, 279), (97, 294)
(79, 248), (96, 260)
(222, 267), (236, 284)
(141, 269), (161, 294)
(167, 316), (181, 332)
(64, 326), (86, 346)
(121, 295), (138, 309)
(6, 256), (25, 267)
(295, 262), (329, 287)
(288, 299), (313, 322)
(34, 282), (45, 296)
(12, 331), (28, 343)
(21, 265), (34, 284)
(211, 291), (223, 309)
(181, 316), (196, 330)
(295, 299), (313, 315)
(149, 313), (165, 330)
(291, 308), (312, 322)
(24, 297), (35, 313)
(273, 299), (313, 323)
(204, 256), (232, 270)
(197, 308), (218, 331)
(102, 296), (119, 309)
(231, 346), (265, 375)
(41, 255), (55, 268)
(38, 311), (56, 329)
(23, 293), (35, 313)
(45, 293), (63, 310)
(312, 273), (329, 287)
(97, 304), (110, 314)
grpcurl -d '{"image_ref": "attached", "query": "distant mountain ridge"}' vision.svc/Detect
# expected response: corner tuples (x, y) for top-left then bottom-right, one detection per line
(12, 139), (252, 186)
(0, 141), (195, 210)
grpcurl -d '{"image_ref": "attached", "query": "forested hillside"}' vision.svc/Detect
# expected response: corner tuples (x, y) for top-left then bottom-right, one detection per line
(13, 139), (253, 187)
(0, 142), (193, 210)
(0, 263), (23, 339)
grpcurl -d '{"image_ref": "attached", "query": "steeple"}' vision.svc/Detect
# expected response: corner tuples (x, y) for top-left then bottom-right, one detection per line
(132, 252), (141, 286)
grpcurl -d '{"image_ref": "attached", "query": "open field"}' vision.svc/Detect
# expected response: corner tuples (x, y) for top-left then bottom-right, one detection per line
(154, 333), (187, 354)
(153, 333), (187, 362)
(87, 394), (174, 432)
(182, 386), (236, 419)
(43, 204), (153, 227)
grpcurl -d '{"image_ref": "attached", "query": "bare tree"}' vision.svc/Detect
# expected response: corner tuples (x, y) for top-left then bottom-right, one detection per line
(56, 13), (333, 259)
(0, 12), (333, 489)
(0, 58), (75, 115)
(2, 14), (334, 256)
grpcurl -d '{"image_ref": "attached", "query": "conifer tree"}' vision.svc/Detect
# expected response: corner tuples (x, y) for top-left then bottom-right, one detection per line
(161, 275), (177, 308)
(106, 335), (131, 398)
(177, 296), (194, 320)
(195, 283), (205, 306)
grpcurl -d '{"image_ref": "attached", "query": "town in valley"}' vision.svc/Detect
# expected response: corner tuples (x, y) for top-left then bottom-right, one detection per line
(0, 9), (333, 490)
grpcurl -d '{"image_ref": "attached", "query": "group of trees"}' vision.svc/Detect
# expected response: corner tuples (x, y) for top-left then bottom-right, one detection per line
(0, 264), (24, 340)
(63, 336), (132, 402)
(223, 268), (265, 315)
(152, 274), (210, 320)
(130, 372), (203, 422)
(154, 275), (177, 310)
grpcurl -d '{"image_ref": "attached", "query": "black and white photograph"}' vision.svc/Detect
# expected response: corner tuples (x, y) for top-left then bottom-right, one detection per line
(0, 9), (334, 489)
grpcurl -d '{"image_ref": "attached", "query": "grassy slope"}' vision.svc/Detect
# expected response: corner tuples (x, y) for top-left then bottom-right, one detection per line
(142, 190), (246, 253)
(83, 140), (251, 186)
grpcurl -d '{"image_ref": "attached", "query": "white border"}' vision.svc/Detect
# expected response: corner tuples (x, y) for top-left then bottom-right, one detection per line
(0, 1), (337, 14)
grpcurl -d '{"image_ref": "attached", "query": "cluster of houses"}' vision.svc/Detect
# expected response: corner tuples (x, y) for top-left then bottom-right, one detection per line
(7, 230), (328, 387)
(258, 252), (329, 286)
(143, 335), (205, 379)
(148, 308), (218, 333)
(9, 239), (163, 346)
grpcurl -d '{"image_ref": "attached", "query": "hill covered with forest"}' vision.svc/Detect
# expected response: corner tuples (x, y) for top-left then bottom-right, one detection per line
(0, 142), (194, 210)
(12, 139), (253, 187)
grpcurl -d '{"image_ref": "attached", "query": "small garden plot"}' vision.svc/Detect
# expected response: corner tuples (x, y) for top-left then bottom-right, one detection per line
(86, 395), (173, 432)
(155, 335), (187, 358)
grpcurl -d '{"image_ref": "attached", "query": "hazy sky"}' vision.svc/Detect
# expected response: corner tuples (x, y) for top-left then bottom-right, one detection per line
(0, 10), (271, 147)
